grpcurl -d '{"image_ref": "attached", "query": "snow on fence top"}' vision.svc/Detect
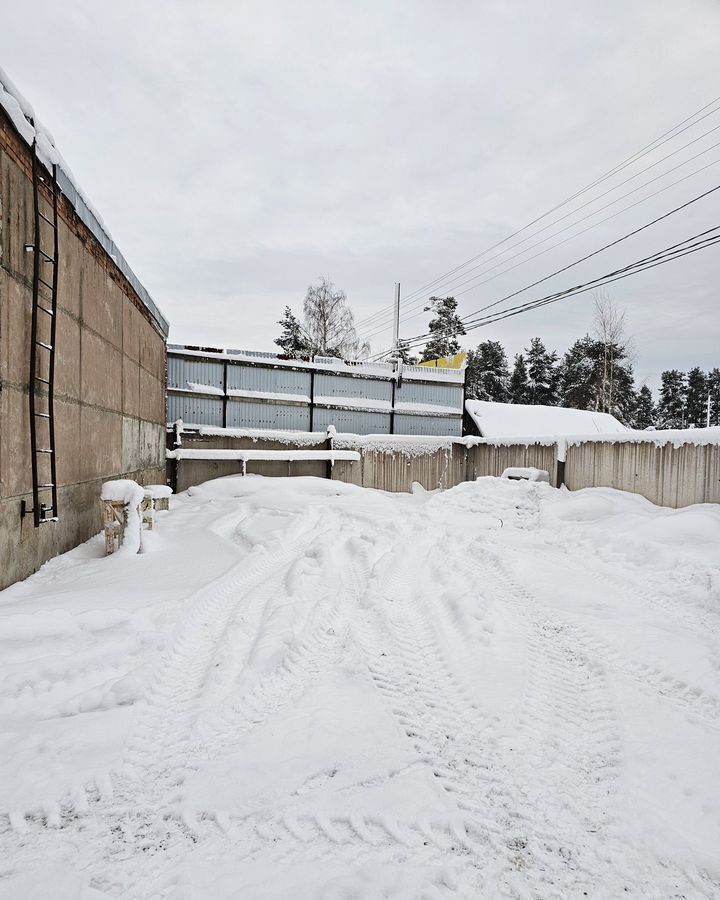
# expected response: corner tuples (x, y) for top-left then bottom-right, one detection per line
(564, 426), (720, 450)
(0, 66), (169, 336)
(466, 399), (627, 438)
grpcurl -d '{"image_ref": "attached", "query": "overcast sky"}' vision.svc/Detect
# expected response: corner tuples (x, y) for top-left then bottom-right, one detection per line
(2, 0), (719, 390)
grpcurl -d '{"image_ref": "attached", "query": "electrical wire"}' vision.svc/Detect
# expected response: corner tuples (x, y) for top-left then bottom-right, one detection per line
(355, 94), (720, 341)
(369, 227), (720, 357)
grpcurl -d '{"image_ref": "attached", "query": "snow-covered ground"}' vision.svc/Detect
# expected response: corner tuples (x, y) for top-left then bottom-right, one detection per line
(1, 475), (719, 899)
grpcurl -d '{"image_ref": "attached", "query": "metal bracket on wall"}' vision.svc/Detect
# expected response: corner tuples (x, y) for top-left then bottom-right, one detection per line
(26, 140), (60, 526)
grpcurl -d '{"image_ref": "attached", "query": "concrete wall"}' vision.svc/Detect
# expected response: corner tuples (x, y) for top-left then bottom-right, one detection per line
(564, 439), (720, 507)
(170, 432), (554, 495)
(0, 109), (166, 589)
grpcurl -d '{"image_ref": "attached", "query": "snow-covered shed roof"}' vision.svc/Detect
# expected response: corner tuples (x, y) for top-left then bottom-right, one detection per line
(465, 399), (628, 438)
(0, 66), (169, 337)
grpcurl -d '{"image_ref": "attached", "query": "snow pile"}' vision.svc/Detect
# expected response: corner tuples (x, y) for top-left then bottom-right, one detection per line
(501, 466), (549, 482)
(100, 479), (145, 506)
(144, 484), (172, 499)
(1, 475), (719, 897)
(466, 398), (628, 437)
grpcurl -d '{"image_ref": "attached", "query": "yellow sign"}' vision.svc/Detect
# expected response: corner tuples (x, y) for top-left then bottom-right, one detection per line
(418, 352), (467, 370)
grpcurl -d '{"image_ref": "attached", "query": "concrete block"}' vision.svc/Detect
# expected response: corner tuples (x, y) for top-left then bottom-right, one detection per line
(54, 398), (81, 487)
(55, 309), (81, 400)
(1, 385), (31, 497)
(56, 220), (81, 317)
(79, 406), (122, 481)
(82, 264), (122, 349)
(139, 369), (164, 424)
(80, 329), (123, 413)
(123, 354), (140, 418)
(122, 299), (141, 362)
(3, 276), (32, 385)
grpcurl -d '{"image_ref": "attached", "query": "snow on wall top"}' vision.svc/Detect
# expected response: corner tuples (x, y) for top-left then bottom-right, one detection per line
(466, 399), (628, 438)
(565, 426), (720, 449)
(167, 345), (465, 383)
(0, 66), (169, 337)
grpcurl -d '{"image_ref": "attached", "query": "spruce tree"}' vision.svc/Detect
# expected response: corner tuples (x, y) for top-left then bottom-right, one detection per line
(421, 297), (466, 361)
(633, 385), (656, 429)
(656, 370), (687, 428)
(465, 340), (509, 401)
(685, 367), (707, 427)
(274, 306), (310, 359)
(525, 337), (559, 405)
(708, 368), (720, 426)
(508, 353), (529, 404)
(559, 336), (601, 411)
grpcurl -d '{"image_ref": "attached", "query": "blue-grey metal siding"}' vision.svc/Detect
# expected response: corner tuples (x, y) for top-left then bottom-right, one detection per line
(166, 350), (466, 436)
(312, 407), (391, 434)
(226, 399), (311, 431)
(168, 356), (225, 392)
(167, 393), (224, 427)
(393, 414), (462, 437)
(226, 364), (311, 397)
(395, 380), (464, 409)
(314, 373), (392, 403)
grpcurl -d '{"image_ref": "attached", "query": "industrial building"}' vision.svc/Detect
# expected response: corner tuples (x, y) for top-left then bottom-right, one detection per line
(0, 71), (169, 589)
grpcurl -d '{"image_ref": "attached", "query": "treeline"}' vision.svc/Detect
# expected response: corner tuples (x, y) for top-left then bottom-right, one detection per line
(465, 337), (720, 429)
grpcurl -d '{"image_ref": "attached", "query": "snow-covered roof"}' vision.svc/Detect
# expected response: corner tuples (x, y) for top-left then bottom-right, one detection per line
(465, 399), (628, 438)
(0, 66), (169, 337)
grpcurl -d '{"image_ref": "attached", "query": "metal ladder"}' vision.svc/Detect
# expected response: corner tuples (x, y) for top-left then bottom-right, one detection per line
(23, 140), (60, 526)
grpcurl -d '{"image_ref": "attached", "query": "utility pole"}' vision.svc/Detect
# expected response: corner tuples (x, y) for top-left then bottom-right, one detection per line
(391, 282), (400, 354)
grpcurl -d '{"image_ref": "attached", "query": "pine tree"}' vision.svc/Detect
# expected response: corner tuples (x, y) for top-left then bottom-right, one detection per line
(685, 367), (707, 427)
(525, 337), (559, 405)
(465, 340), (509, 401)
(395, 340), (417, 365)
(708, 368), (720, 426)
(274, 306), (310, 359)
(656, 370), (687, 428)
(508, 353), (529, 403)
(420, 297), (466, 362)
(633, 385), (656, 429)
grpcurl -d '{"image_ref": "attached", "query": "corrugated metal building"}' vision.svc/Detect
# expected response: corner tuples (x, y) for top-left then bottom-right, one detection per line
(167, 346), (465, 436)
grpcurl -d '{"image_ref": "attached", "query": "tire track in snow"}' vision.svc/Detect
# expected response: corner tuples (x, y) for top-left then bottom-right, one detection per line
(477, 543), (720, 899)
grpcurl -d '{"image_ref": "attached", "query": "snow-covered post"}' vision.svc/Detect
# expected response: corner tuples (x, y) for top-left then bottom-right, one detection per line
(325, 425), (336, 479)
(100, 480), (144, 555)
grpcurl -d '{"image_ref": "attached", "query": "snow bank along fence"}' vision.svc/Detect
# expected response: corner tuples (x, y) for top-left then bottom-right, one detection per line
(0, 71), (169, 590)
(166, 345), (465, 437)
(168, 426), (720, 507)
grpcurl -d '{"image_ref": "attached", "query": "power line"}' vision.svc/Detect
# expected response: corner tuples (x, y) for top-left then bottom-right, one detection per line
(368, 227), (720, 358)
(359, 114), (720, 339)
(367, 178), (720, 354)
(360, 153), (720, 346)
(355, 95), (720, 339)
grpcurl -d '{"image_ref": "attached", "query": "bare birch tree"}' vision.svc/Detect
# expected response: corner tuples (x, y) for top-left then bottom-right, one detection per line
(592, 293), (632, 413)
(302, 275), (369, 360)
